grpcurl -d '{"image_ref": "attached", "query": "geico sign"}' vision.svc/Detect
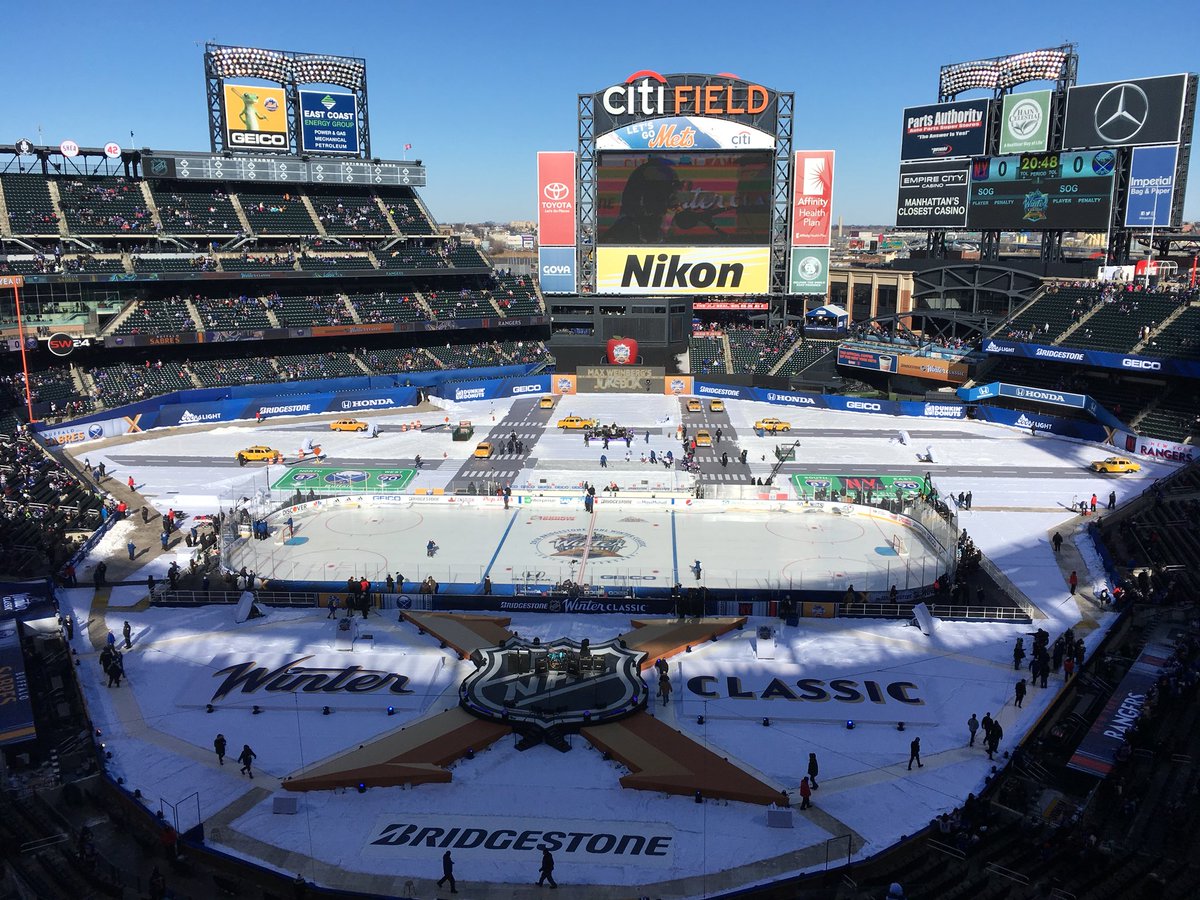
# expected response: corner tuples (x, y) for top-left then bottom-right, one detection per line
(1122, 358), (1162, 370)
(510, 384), (541, 394)
(845, 401), (882, 411)
(602, 72), (770, 118)
(230, 132), (287, 148)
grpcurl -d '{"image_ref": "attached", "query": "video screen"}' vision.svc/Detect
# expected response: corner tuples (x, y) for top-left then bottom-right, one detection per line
(596, 151), (772, 246)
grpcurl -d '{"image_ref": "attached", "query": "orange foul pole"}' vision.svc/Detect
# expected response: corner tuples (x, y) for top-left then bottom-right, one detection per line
(5, 276), (35, 423)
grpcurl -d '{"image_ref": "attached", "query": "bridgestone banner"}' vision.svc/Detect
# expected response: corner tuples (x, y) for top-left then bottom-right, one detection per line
(896, 161), (970, 227)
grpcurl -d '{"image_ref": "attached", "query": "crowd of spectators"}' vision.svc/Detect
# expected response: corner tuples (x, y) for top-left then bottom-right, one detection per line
(57, 178), (153, 233)
(313, 196), (388, 233)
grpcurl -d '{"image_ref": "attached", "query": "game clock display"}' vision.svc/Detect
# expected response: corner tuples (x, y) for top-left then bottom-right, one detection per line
(967, 149), (1116, 230)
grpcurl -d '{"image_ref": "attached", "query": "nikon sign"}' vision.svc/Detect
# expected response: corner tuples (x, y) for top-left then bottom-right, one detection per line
(596, 246), (770, 294)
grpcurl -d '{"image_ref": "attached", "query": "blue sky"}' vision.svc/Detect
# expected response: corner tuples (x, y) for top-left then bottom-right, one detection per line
(5, 1), (1198, 225)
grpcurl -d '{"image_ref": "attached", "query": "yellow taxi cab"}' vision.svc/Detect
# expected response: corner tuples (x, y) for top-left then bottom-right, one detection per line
(709, 399), (725, 413)
(329, 417), (368, 432)
(695, 430), (713, 447)
(686, 399), (702, 412)
(557, 415), (597, 430)
(538, 396), (555, 409)
(1090, 456), (1141, 474)
(474, 441), (494, 459)
(237, 445), (279, 465)
(754, 417), (792, 433)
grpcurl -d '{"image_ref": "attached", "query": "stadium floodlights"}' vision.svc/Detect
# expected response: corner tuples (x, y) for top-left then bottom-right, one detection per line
(939, 48), (1069, 97)
(208, 46), (366, 90)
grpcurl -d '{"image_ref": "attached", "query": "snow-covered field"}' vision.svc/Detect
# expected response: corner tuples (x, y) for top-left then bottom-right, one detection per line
(58, 395), (1178, 896)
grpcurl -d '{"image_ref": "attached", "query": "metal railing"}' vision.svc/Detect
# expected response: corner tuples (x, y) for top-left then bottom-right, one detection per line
(841, 602), (1032, 622)
(154, 590), (318, 607)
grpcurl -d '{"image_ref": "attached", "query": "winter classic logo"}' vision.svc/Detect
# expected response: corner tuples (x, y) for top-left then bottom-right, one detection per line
(1022, 190), (1049, 223)
(668, 379), (687, 395)
(532, 529), (645, 562)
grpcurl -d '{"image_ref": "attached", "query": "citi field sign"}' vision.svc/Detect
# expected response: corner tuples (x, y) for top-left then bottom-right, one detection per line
(592, 72), (780, 134)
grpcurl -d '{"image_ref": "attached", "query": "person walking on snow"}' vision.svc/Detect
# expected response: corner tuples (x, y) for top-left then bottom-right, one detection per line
(798, 775), (813, 809)
(1051, 531), (1063, 553)
(127, 475), (135, 491)
(980, 713), (993, 744)
(122, 621), (132, 649)
(1108, 490), (1116, 510)
(1090, 493), (1097, 512)
(1013, 638), (1026, 670)
(807, 752), (819, 789)
(967, 713), (979, 747)
(1068, 571), (1078, 594)
(437, 850), (457, 893)
(1015, 678), (1027, 709)
(658, 672), (672, 705)
(238, 744), (257, 777)
(908, 737), (923, 770)
(214, 734), (226, 765)
(537, 847), (558, 888)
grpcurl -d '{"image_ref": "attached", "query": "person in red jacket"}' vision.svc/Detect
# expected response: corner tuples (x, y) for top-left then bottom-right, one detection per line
(798, 776), (812, 810)
(1068, 571), (1078, 595)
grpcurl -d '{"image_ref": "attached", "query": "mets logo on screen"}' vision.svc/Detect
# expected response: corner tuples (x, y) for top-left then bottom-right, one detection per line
(532, 529), (645, 561)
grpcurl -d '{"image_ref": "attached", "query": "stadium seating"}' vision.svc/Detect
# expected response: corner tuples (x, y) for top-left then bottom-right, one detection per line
(688, 335), (727, 374)
(448, 244), (488, 268)
(150, 184), (241, 235)
(423, 289), (494, 320)
(376, 242), (449, 269)
(272, 294), (353, 327)
(275, 352), (363, 380)
(725, 327), (801, 374)
(1136, 387), (1200, 443)
(132, 255), (217, 273)
(1143, 305), (1200, 359)
(56, 177), (154, 234)
(0, 173), (60, 235)
(112, 297), (197, 335)
(775, 339), (837, 378)
(239, 191), (319, 235)
(495, 340), (552, 366)
(346, 292), (430, 323)
(190, 357), (279, 387)
(65, 256), (126, 274)
(426, 342), (512, 369)
(1001, 284), (1101, 344)
(193, 294), (274, 330)
(297, 253), (376, 271)
(308, 188), (391, 235)
(493, 275), (544, 317)
(381, 189), (435, 235)
(219, 253), (297, 272)
(22, 368), (91, 417)
(1069, 292), (1181, 353)
(358, 347), (435, 374)
(90, 361), (194, 406)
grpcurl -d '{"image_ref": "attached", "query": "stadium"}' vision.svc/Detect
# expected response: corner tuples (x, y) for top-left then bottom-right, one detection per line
(0, 27), (1198, 900)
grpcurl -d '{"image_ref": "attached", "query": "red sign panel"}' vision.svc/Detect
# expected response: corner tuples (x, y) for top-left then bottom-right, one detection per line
(692, 301), (769, 310)
(792, 150), (834, 246)
(537, 151), (576, 246)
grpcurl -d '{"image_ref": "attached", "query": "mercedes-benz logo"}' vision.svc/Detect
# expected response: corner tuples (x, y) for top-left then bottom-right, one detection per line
(543, 182), (569, 201)
(1094, 83), (1149, 144)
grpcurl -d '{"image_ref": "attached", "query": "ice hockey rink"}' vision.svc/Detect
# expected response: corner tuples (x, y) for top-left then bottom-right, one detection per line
(227, 499), (944, 593)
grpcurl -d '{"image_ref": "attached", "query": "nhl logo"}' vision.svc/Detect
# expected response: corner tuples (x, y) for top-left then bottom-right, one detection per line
(460, 637), (646, 742)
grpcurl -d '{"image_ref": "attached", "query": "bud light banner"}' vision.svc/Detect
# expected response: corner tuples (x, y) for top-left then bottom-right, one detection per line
(538, 247), (576, 294)
(298, 90), (360, 155)
(981, 338), (1200, 379)
(537, 151), (576, 247)
(1124, 145), (1177, 227)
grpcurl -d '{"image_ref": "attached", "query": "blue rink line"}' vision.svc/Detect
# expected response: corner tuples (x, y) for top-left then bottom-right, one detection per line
(671, 510), (679, 585)
(482, 509), (521, 582)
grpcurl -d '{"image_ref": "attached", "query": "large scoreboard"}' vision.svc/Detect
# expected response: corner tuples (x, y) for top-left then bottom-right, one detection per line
(966, 149), (1115, 231)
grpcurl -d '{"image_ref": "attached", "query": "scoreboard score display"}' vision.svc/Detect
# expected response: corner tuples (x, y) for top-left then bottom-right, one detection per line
(967, 149), (1115, 231)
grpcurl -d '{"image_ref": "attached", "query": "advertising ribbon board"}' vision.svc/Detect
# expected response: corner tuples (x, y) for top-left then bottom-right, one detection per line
(537, 152), (577, 247)
(1124, 145), (1178, 228)
(298, 90), (359, 154)
(597, 246), (770, 295)
(792, 150), (834, 246)
(223, 84), (289, 152)
(537, 247), (577, 294)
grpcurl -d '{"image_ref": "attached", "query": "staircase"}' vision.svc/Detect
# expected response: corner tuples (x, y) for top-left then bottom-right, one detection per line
(349, 353), (373, 375)
(413, 291), (436, 321)
(1132, 300), (1193, 354)
(228, 194), (253, 235)
(340, 294), (362, 324)
(300, 194), (327, 237)
(0, 180), (10, 236)
(264, 307), (281, 328)
(100, 299), (141, 336)
(769, 337), (805, 376)
(69, 365), (89, 403)
(44, 180), (69, 237)
(183, 297), (204, 332)
(138, 182), (164, 232)
(1054, 301), (1104, 345)
(721, 334), (734, 372)
(375, 196), (402, 235)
